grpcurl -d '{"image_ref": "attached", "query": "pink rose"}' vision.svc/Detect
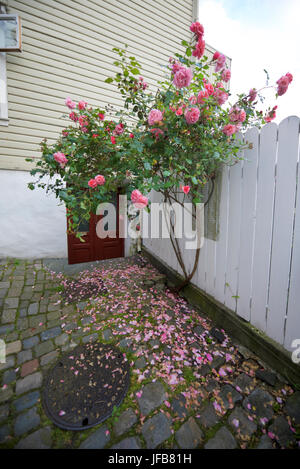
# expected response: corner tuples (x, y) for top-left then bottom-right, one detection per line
(95, 174), (105, 185)
(190, 21), (204, 38)
(53, 151), (68, 169)
(182, 185), (190, 194)
(88, 179), (97, 188)
(215, 53), (226, 72)
(221, 68), (231, 82)
(78, 115), (88, 127)
(192, 38), (205, 59)
(249, 88), (257, 102)
(176, 107), (183, 115)
(189, 96), (197, 105)
(98, 113), (105, 120)
(173, 66), (193, 89)
(214, 88), (228, 105)
(113, 123), (124, 135)
(197, 90), (209, 104)
(111, 136), (116, 144)
(276, 74), (292, 96)
(65, 97), (76, 109)
(148, 109), (163, 126)
(171, 61), (183, 74)
(150, 128), (164, 140)
(222, 124), (237, 136)
(69, 112), (78, 122)
(131, 189), (148, 209)
(184, 107), (200, 124)
(213, 51), (220, 61)
(265, 105), (277, 122)
(229, 107), (246, 123)
(205, 83), (214, 96)
(78, 100), (87, 110)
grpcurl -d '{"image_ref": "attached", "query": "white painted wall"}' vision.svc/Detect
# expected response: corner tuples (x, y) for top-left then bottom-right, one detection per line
(0, 169), (136, 259)
(0, 169), (68, 258)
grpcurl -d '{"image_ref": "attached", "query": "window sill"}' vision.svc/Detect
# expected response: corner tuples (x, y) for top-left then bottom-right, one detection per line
(0, 117), (9, 126)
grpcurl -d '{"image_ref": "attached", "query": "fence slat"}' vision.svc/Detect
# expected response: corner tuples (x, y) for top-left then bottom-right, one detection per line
(266, 116), (300, 344)
(285, 146), (300, 350)
(224, 138), (243, 311)
(236, 127), (259, 320)
(250, 123), (277, 331)
(214, 166), (230, 304)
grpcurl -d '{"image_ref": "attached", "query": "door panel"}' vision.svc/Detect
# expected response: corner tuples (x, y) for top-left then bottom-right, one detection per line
(67, 192), (124, 264)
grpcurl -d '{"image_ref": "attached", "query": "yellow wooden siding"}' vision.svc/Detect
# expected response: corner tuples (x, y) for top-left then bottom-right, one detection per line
(0, 1), (231, 171)
(0, 0), (195, 170)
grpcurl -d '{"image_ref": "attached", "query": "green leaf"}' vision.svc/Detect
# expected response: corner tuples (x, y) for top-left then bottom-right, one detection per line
(105, 77), (114, 83)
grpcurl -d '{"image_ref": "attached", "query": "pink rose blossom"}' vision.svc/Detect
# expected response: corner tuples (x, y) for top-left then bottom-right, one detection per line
(78, 100), (87, 110)
(88, 179), (97, 188)
(173, 66), (193, 89)
(111, 136), (116, 144)
(131, 189), (148, 209)
(204, 82), (214, 96)
(69, 112), (78, 122)
(229, 107), (246, 123)
(222, 124), (237, 136)
(189, 96), (197, 105)
(190, 21), (204, 38)
(249, 88), (257, 102)
(215, 53), (226, 72)
(98, 113), (105, 120)
(184, 107), (200, 124)
(182, 185), (190, 194)
(265, 105), (277, 122)
(113, 123), (124, 135)
(95, 174), (105, 186)
(221, 68), (231, 82)
(192, 38), (205, 59)
(197, 90), (209, 104)
(171, 61), (183, 74)
(65, 97), (76, 109)
(214, 88), (229, 105)
(213, 51), (220, 61)
(148, 109), (163, 126)
(150, 128), (164, 140)
(276, 74), (292, 96)
(53, 151), (68, 169)
(176, 107), (184, 115)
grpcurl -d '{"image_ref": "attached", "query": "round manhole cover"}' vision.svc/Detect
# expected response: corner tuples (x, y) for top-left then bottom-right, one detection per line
(42, 342), (130, 430)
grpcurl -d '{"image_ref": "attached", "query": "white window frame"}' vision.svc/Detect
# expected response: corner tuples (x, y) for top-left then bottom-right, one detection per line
(0, 51), (8, 125)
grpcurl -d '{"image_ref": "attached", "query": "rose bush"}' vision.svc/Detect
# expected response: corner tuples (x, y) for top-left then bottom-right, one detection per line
(28, 21), (293, 286)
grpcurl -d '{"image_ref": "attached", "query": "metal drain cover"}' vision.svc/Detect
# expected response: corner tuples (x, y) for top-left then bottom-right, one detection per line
(42, 342), (130, 430)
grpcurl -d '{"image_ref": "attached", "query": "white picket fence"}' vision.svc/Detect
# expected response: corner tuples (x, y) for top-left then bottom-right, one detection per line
(143, 116), (300, 352)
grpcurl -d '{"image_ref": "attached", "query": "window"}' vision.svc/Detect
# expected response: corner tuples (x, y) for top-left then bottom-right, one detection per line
(0, 51), (8, 125)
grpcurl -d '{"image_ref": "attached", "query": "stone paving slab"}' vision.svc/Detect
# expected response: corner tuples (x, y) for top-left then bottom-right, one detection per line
(0, 256), (299, 449)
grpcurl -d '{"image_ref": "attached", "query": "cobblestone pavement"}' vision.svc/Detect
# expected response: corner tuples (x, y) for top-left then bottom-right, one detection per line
(0, 256), (299, 449)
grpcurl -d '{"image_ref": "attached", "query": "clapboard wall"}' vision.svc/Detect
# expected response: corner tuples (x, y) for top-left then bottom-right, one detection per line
(144, 117), (300, 352)
(0, 0), (195, 170)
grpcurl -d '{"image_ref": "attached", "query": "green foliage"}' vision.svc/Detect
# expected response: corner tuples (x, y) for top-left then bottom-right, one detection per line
(28, 31), (273, 236)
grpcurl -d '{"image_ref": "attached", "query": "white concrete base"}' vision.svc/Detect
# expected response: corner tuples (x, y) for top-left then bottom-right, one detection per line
(0, 170), (136, 259)
(0, 170), (68, 258)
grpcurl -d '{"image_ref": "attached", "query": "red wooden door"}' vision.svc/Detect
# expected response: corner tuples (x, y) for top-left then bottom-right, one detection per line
(67, 193), (124, 264)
